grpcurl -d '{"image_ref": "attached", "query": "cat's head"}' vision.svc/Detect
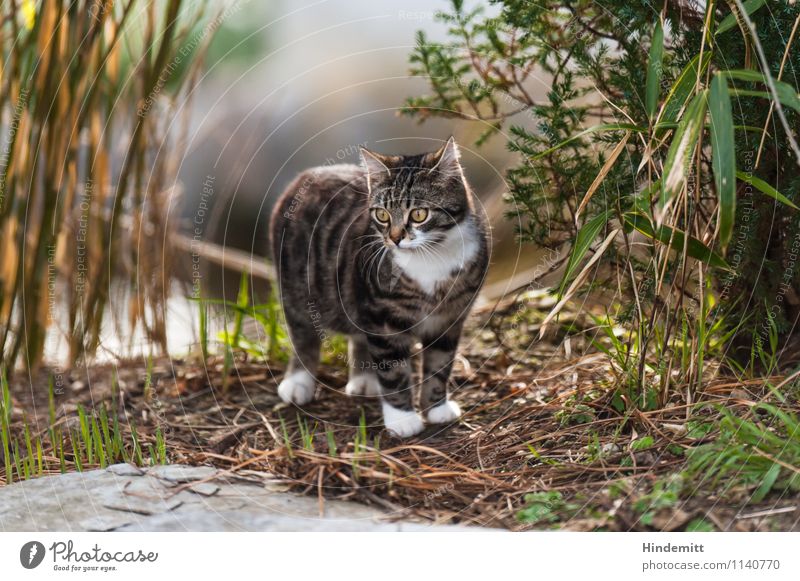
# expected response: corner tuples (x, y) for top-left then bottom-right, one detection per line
(360, 137), (472, 250)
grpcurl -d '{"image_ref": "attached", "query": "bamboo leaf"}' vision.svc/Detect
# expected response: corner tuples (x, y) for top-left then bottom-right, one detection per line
(559, 210), (613, 297)
(663, 90), (708, 202)
(624, 213), (729, 269)
(646, 19), (665, 120)
(657, 53), (711, 126)
(709, 73), (736, 248)
(724, 70), (800, 114)
(717, 0), (767, 35)
(736, 171), (799, 210)
(729, 88), (800, 115)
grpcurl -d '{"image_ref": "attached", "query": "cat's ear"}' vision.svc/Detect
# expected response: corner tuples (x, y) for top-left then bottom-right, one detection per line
(427, 136), (464, 182)
(360, 147), (391, 192)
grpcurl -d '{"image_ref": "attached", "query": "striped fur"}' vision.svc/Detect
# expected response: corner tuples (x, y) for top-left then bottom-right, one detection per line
(270, 138), (489, 437)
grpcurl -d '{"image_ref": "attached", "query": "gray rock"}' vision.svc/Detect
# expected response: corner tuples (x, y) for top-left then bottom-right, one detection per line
(79, 514), (136, 532)
(0, 466), (493, 532)
(116, 511), (474, 532)
(188, 482), (220, 496)
(149, 465), (217, 483)
(107, 463), (144, 477)
(101, 496), (183, 516)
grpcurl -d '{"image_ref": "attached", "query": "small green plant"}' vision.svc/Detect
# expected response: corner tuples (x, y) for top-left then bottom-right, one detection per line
(554, 393), (596, 426)
(1, 367), (166, 484)
(194, 273), (289, 363)
(148, 428), (168, 466)
(685, 403), (800, 502)
(751, 307), (780, 375)
(351, 410), (370, 480)
(686, 518), (715, 532)
(278, 415), (294, 460)
(404, 0), (800, 405)
(526, 444), (561, 466)
(633, 475), (683, 526)
(325, 426), (338, 457)
(296, 413), (317, 451)
(631, 435), (655, 452)
(517, 491), (580, 526)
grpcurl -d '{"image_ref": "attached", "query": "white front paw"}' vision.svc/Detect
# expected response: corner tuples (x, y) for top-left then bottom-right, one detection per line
(426, 400), (461, 424)
(382, 402), (425, 438)
(345, 373), (381, 397)
(277, 371), (316, 405)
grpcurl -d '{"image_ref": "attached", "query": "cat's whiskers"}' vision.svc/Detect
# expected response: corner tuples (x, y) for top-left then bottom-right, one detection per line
(364, 243), (388, 284)
(416, 240), (450, 266)
(354, 232), (382, 241)
(354, 237), (384, 260)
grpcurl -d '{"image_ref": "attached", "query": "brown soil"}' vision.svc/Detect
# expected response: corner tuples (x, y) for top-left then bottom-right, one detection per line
(3, 295), (798, 531)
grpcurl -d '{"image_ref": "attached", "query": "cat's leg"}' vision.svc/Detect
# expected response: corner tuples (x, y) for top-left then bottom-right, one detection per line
(365, 332), (424, 437)
(277, 310), (321, 406)
(344, 334), (381, 397)
(420, 326), (462, 424)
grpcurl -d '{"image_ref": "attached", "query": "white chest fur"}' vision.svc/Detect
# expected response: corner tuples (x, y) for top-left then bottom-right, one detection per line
(391, 219), (480, 294)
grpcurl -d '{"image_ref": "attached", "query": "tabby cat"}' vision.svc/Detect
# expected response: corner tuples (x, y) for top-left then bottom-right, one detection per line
(269, 137), (489, 437)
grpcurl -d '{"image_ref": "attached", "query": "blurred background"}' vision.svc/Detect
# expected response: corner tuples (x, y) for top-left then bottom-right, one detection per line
(176, 0), (536, 301)
(0, 0), (549, 368)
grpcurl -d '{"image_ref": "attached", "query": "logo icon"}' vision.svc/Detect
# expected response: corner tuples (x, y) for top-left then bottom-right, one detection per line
(20, 541), (45, 569)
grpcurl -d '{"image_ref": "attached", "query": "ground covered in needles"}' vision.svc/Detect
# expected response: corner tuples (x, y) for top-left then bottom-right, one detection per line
(2, 294), (799, 531)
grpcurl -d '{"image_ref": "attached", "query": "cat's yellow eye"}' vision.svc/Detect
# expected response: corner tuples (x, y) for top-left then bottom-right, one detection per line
(374, 208), (390, 223)
(410, 208), (429, 223)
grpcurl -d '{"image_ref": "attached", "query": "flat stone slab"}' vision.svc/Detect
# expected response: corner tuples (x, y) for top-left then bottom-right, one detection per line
(0, 464), (480, 532)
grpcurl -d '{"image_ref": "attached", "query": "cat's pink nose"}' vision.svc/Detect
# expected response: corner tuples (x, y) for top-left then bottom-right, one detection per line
(389, 227), (405, 245)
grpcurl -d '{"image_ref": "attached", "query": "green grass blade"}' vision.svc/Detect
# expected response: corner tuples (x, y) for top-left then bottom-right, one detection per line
(724, 70), (800, 114)
(326, 428), (337, 457)
(751, 462), (780, 502)
(70, 428), (83, 472)
(645, 18), (664, 120)
(199, 299), (209, 360)
(558, 210), (612, 297)
(735, 171), (799, 210)
(709, 73), (736, 248)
